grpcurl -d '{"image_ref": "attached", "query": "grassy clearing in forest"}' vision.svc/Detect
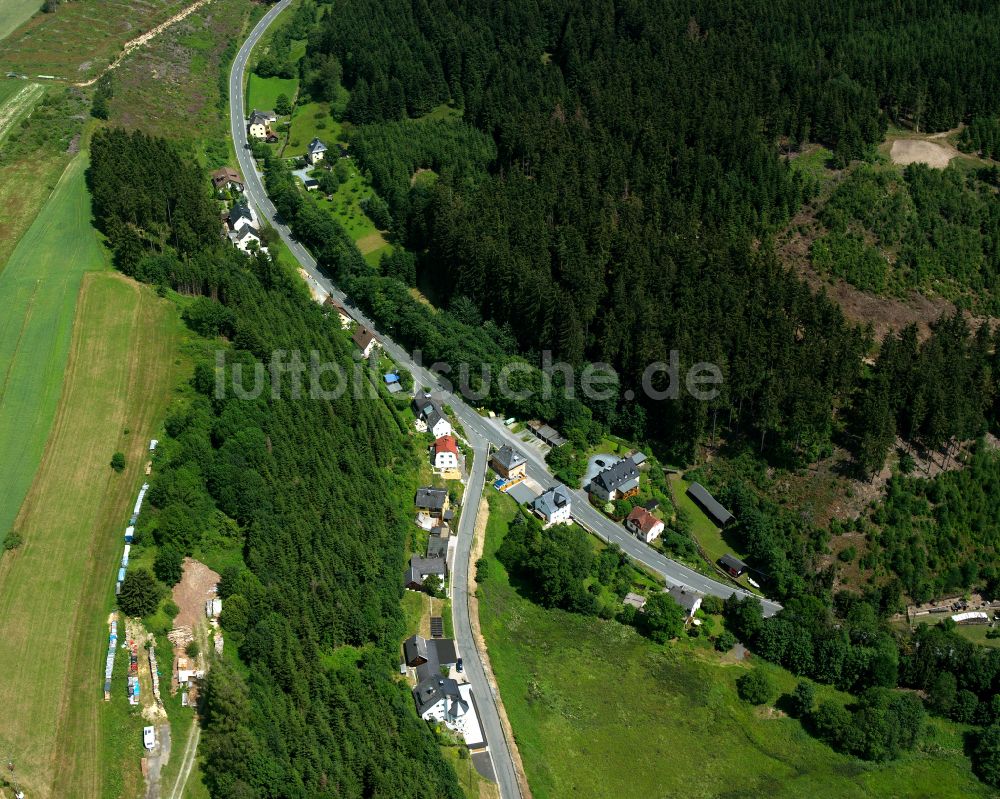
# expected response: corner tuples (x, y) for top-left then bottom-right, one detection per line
(477, 491), (989, 799)
(0, 270), (182, 799)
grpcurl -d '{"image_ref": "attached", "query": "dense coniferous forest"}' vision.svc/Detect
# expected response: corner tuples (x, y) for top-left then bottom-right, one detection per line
(299, 0), (1000, 468)
(88, 133), (463, 799)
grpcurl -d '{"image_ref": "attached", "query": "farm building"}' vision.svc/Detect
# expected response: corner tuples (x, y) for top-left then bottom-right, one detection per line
(686, 482), (734, 527)
(719, 553), (748, 578)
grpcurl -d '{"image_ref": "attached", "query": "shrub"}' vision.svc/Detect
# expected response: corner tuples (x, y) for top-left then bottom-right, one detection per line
(715, 631), (736, 652)
(118, 569), (164, 617)
(736, 669), (774, 705)
(110, 452), (126, 472)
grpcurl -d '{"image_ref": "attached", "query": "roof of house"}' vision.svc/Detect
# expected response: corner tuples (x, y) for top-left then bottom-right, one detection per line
(229, 203), (254, 226)
(415, 486), (448, 510)
(308, 137), (327, 154)
(249, 109), (274, 125)
(427, 533), (448, 559)
(492, 444), (525, 471)
(425, 409), (449, 431)
(384, 372), (400, 383)
(719, 553), (748, 572)
(631, 452), (647, 466)
(413, 676), (466, 716)
(643, 498), (660, 511)
(211, 166), (243, 186)
(686, 482), (734, 525)
(592, 457), (640, 494)
(406, 555), (447, 586)
(530, 484), (572, 518)
(626, 506), (662, 535)
(403, 634), (429, 665)
(352, 326), (376, 350)
(623, 591), (647, 609)
(666, 586), (703, 614)
(323, 295), (349, 314)
(413, 393), (440, 416)
(434, 435), (459, 457)
(229, 225), (259, 243)
(411, 637), (459, 681)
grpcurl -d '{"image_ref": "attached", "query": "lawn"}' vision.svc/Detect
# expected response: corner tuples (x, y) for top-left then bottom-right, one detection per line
(285, 100), (340, 156)
(246, 72), (297, 112)
(669, 473), (750, 580)
(0, 269), (183, 798)
(0, 152), (105, 547)
(0, 0), (191, 82)
(477, 492), (989, 799)
(953, 625), (1000, 650)
(312, 156), (391, 258)
(0, 0), (41, 42)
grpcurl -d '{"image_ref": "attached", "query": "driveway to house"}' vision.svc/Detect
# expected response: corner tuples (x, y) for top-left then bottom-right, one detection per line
(228, 0), (781, 620)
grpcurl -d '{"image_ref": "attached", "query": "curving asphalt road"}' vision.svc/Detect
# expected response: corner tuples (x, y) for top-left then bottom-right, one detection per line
(229, 5), (782, 793)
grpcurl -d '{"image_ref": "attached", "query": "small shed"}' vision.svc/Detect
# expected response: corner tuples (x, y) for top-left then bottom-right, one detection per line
(719, 553), (748, 578)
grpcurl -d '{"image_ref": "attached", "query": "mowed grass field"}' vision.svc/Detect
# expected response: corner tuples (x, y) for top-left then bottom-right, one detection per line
(477, 492), (990, 799)
(0, 270), (182, 799)
(0, 0), (190, 82)
(0, 152), (105, 546)
(247, 72), (297, 111)
(0, 0), (41, 42)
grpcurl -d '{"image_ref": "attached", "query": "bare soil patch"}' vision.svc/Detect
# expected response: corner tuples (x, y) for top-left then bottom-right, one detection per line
(356, 231), (388, 254)
(889, 138), (959, 169)
(172, 557), (220, 631)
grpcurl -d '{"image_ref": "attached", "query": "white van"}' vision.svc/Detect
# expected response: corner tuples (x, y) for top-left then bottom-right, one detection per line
(143, 725), (156, 750)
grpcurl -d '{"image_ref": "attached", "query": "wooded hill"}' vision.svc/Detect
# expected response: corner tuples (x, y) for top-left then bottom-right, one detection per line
(299, 0), (1000, 469)
(88, 131), (463, 799)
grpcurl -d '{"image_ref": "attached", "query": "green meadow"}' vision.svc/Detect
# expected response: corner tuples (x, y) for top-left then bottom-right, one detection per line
(0, 0), (40, 42)
(0, 152), (105, 546)
(246, 73), (298, 113)
(477, 492), (990, 799)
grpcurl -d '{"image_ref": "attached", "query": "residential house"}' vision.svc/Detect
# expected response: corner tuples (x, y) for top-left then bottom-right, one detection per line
(413, 676), (469, 725)
(415, 487), (450, 518)
(490, 444), (526, 480)
(412, 393), (452, 438)
(426, 526), (449, 559)
(323, 295), (351, 328)
(625, 506), (664, 543)
(307, 137), (327, 165)
(248, 109), (276, 139)
(405, 555), (447, 590)
(352, 326), (377, 359)
(719, 553), (748, 578)
(211, 166), (244, 192)
(589, 456), (641, 502)
(403, 634), (457, 677)
(666, 586), (703, 621)
(228, 224), (262, 252)
(529, 485), (572, 527)
(403, 634), (430, 667)
(686, 482), (735, 527)
(228, 202), (257, 232)
(433, 435), (460, 471)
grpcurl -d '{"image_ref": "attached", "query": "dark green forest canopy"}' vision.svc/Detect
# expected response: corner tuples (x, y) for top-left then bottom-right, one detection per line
(87, 134), (463, 799)
(305, 0), (1000, 464)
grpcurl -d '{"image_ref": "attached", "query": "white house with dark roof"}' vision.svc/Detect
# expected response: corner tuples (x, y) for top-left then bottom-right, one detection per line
(529, 485), (572, 527)
(228, 224), (262, 252)
(228, 202), (257, 232)
(589, 456), (641, 502)
(666, 585), (703, 621)
(307, 137), (327, 165)
(405, 556), (447, 590)
(412, 393), (452, 438)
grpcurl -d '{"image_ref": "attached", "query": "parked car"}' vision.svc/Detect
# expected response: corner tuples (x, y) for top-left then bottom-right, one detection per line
(456, 658), (463, 673)
(143, 726), (156, 750)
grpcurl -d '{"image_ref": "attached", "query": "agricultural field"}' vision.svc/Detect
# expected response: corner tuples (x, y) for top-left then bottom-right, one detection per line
(0, 269), (183, 799)
(477, 493), (989, 799)
(104, 0), (253, 140)
(0, 86), (84, 270)
(0, 153), (104, 547)
(0, 0), (193, 83)
(247, 72), (297, 111)
(0, 80), (45, 142)
(0, 0), (41, 43)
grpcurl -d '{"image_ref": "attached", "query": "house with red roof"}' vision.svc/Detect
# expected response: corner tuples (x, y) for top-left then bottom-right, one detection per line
(432, 435), (459, 471)
(625, 506), (664, 543)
